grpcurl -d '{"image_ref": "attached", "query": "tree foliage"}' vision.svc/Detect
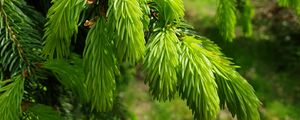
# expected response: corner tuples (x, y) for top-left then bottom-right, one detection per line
(238, 0), (254, 37)
(3, 0), (299, 119)
(84, 17), (118, 112)
(0, 0), (42, 76)
(144, 28), (180, 101)
(217, 0), (237, 41)
(179, 36), (220, 120)
(43, 0), (85, 58)
(107, 0), (145, 64)
(0, 75), (24, 120)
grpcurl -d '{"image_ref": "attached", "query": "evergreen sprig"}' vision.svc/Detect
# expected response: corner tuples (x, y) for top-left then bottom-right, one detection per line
(107, 0), (145, 64)
(200, 38), (261, 120)
(154, 0), (184, 24)
(83, 17), (118, 112)
(179, 36), (220, 120)
(0, 75), (24, 120)
(179, 35), (261, 120)
(144, 28), (180, 101)
(0, 0), (264, 119)
(0, 0), (42, 75)
(43, 0), (85, 59)
(217, 0), (237, 41)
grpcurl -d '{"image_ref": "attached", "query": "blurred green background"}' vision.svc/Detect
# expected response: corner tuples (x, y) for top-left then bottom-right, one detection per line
(119, 0), (300, 120)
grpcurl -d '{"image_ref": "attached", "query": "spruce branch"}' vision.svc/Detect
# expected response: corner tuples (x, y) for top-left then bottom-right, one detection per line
(179, 36), (220, 120)
(154, 0), (184, 24)
(144, 28), (180, 101)
(180, 35), (261, 120)
(43, 0), (85, 59)
(0, 0), (264, 119)
(83, 17), (118, 112)
(0, 75), (24, 120)
(200, 38), (261, 120)
(107, 0), (146, 64)
(0, 0), (42, 76)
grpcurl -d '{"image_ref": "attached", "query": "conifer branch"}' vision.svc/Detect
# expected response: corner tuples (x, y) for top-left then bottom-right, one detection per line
(83, 17), (118, 112)
(182, 35), (261, 120)
(0, 0), (42, 76)
(200, 38), (261, 120)
(144, 28), (180, 101)
(107, 0), (145, 64)
(179, 36), (220, 120)
(154, 0), (184, 24)
(0, 0), (263, 119)
(43, 0), (85, 59)
(0, 75), (24, 120)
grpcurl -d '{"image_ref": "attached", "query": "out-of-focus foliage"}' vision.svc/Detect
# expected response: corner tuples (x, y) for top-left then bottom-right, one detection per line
(216, 0), (237, 41)
(278, 0), (300, 15)
(238, 0), (254, 37)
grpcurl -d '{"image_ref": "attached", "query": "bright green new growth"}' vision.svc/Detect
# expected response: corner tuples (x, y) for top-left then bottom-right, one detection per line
(144, 28), (180, 101)
(154, 0), (184, 23)
(217, 0), (237, 41)
(200, 37), (261, 120)
(0, 75), (24, 120)
(0, 0), (265, 119)
(43, 0), (85, 59)
(107, 0), (145, 64)
(179, 36), (220, 120)
(142, 0), (184, 101)
(84, 17), (118, 112)
(178, 36), (261, 120)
